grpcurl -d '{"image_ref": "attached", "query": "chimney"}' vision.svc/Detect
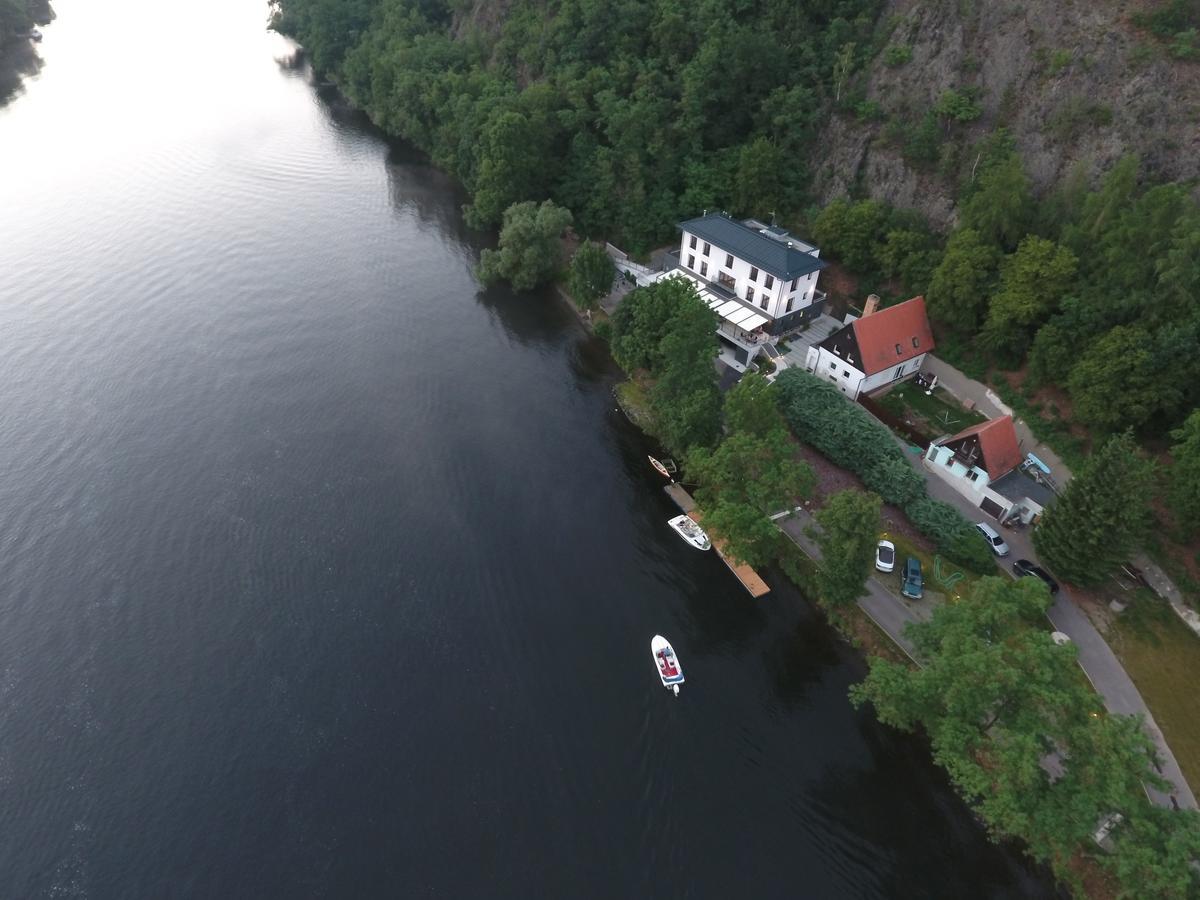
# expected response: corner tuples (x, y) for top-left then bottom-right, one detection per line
(862, 294), (881, 317)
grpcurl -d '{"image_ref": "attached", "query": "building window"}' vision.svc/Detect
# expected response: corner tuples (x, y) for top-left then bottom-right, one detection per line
(785, 297), (794, 313)
(746, 287), (755, 302)
(749, 267), (759, 282)
(764, 274), (774, 290)
(700, 261), (708, 277)
(842, 369), (850, 378)
(791, 277), (799, 291)
(895, 343), (903, 355)
(688, 254), (695, 269)
(912, 337), (920, 348)
(725, 253), (734, 268)
(828, 361), (837, 371)
(759, 295), (768, 310)
(944, 454), (954, 467)
(689, 235), (697, 250)
(703, 242), (710, 256)
(718, 271), (735, 291)
(894, 365), (905, 379)
(967, 471), (980, 482)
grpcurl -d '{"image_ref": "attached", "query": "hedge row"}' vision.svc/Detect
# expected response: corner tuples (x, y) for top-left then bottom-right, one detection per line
(776, 370), (994, 572)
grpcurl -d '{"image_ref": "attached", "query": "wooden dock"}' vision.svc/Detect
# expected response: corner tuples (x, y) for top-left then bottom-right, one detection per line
(664, 484), (770, 598)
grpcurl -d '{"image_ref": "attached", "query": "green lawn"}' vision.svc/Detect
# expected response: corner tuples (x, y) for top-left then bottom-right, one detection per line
(878, 531), (982, 604)
(1106, 594), (1200, 793)
(876, 385), (988, 440)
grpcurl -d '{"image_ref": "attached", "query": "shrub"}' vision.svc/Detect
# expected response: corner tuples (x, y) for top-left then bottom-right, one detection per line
(862, 456), (926, 507)
(905, 497), (995, 571)
(883, 45), (912, 66)
(566, 242), (615, 310)
(776, 370), (907, 475)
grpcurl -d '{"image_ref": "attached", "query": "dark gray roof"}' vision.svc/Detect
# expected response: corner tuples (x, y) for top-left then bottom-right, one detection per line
(990, 469), (1058, 509)
(678, 214), (828, 281)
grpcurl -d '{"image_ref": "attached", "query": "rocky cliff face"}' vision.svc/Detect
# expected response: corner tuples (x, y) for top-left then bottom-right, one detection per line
(811, 0), (1200, 229)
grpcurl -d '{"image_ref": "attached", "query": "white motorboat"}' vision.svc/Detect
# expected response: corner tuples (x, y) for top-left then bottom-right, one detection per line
(668, 514), (710, 550)
(651, 635), (684, 695)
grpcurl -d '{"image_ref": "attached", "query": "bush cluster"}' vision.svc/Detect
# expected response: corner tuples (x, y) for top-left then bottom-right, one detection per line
(776, 370), (993, 572)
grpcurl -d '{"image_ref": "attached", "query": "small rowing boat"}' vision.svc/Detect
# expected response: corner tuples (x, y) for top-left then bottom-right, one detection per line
(668, 514), (710, 551)
(647, 455), (675, 479)
(651, 635), (684, 695)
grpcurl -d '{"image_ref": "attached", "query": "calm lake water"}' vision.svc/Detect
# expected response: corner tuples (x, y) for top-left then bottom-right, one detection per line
(0, 1), (1059, 896)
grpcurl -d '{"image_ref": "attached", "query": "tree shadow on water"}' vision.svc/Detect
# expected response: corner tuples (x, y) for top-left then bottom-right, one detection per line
(0, 39), (44, 109)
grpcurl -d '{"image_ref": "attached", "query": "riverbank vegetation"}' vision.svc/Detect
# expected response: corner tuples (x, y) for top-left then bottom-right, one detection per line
(685, 374), (814, 568)
(273, 0), (883, 251)
(853, 576), (1200, 897)
(564, 242), (614, 311)
(477, 200), (572, 291)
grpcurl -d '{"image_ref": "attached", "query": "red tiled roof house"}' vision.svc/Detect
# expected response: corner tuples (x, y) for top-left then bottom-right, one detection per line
(805, 296), (934, 400)
(924, 415), (1055, 524)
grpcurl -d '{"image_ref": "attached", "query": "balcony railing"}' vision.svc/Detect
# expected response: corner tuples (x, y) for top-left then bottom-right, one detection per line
(718, 322), (769, 346)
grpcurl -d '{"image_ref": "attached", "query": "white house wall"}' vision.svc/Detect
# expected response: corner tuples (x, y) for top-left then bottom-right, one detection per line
(812, 346), (866, 398)
(678, 230), (821, 321)
(859, 353), (927, 395)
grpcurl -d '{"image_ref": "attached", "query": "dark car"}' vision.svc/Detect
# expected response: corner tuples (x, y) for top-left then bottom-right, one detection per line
(1013, 559), (1059, 595)
(901, 557), (923, 600)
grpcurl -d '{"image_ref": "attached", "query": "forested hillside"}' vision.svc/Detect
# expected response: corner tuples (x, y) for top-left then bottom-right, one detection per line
(814, 0), (1200, 228)
(275, 0), (1200, 499)
(274, 0), (883, 250)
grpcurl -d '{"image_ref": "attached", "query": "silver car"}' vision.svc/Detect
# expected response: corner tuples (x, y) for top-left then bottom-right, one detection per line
(975, 522), (1010, 557)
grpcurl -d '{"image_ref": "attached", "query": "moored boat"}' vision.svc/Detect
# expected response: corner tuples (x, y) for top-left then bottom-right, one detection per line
(651, 635), (684, 695)
(648, 455), (675, 479)
(668, 514), (710, 550)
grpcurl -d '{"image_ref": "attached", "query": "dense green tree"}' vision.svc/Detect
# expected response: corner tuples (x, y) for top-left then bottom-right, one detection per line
(565, 242), (615, 310)
(903, 497), (995, 572)
(687, 428), (815, 566)
(280, 0), (884, 250)
(610, 277), (702, 373)
(981, 236), (1077, 361)
(924, 228), (1000, 333)
(861, 456), (925, 507)
(902, 111), (942, 166)
(649, 293), (722, 452)
(477, 201), (572, 291)
(853, 576), (1170, 878)
(1104, 806), (1200, 900)
(959, 153), (1034, 252)
(1167, 410), (1200, 534)
(733, 137), (785, 220)
(878, 228), (940, 295)
(1066, 325), (1160, 433)
(722, 373), (784, 438)
(1033, 432), (1156, 585)
(776, 369), (907, 475)
(610, 277), (721, 453)
(933, 87), (982, 124)
(465, 110), (558, 228)
(812, 489), (881, 608)
(811, 198), (890, 274)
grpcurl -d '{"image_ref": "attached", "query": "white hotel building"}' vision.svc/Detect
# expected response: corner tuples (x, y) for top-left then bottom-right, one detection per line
(661, 213), (828, 369)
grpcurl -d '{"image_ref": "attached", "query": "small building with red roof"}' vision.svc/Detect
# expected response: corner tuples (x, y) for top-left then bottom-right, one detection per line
(924, 415), (1057, 524)
(804, 295), (934, 400)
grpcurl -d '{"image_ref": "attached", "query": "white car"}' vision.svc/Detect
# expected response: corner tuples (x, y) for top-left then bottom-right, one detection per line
(975, 522), (1010, 557)
(875, 540), (896, 573)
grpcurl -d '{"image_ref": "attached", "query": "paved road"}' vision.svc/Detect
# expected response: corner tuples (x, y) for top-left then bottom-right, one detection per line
(774, 509), (926, 662)
(892, 391), (1199, 809)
